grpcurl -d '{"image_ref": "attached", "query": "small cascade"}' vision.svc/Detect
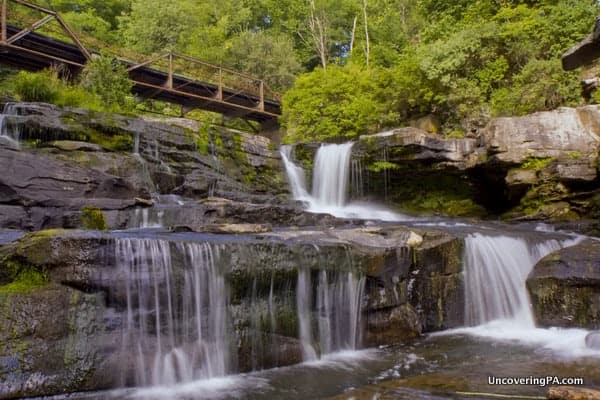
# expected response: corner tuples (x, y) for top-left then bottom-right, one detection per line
(312, 142), (354, 207)
(350, 157), (364, 200)
(296, 269), (318, 361)
(133, 132), (140, 155)
(316, 270), (364, 354)
(0, 103), (21, 147)
(280, 145), (311, 200)
(296, 268), (365, 361)
(280, 143), (410, 221)
(382, 145), (390, 202)
(117, 238), (229, 386)
(463, 233), (568, 327)
(133, 208), (164, 228)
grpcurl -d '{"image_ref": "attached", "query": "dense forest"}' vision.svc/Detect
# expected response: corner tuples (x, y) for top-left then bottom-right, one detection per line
(2, 0), (599, 142)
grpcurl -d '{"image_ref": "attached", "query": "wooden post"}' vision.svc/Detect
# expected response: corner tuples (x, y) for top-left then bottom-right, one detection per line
(1, 0), (7, 44)
(259, 80), (264, 111)
(167, 52), (173, 89)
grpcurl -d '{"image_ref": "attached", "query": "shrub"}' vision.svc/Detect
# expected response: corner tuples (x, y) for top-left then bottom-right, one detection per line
(81, 56), (133, 111)
(12, 70), (59, 103)
(81, 206), (108, 230)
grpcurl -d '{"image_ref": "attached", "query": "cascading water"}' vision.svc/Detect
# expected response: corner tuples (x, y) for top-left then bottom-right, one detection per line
(311, 142), (354, 207)
(280, 144), (410, 221)
(117, 238), (229, 386)
(463, 233), (564, 327)
(296, 268), (365, 361)
(449, 232), (594, 357)
(0, 103), (21, 147)
(316, 270), (364, 354)
(280, 145), (311, 201)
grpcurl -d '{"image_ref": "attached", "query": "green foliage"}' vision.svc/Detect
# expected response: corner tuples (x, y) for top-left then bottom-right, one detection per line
(85, 130), (133, 151)
(282, 65), (384, 143)
(490, 59), (580, 117)
(80, 206), (108, 230)
(12, 70), (60, 103)
(81, 56), (133, 111)
(0, 261), (48, 293)
(367, 161), (399, 173)
(521, 157), (554, 171)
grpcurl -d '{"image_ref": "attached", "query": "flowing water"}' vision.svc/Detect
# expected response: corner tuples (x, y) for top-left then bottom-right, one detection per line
(0, 102), (21, 147)
(117, 238), (229, 385)
(29, 142), (600, 400)
(281, 143), (597, 360)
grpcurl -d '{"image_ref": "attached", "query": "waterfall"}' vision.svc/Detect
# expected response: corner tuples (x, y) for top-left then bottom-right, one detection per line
(0, 103), (21, 147)
(296, 269), (318, 361)
(316, 271), (364, 354)
(117, 238), (229, 386)
(280, 143), (409, 220)
(280, 145), (311, 201)
(296, 268), (365, 361)
(463, 233), (572, 327)
(311, 143), (354, 207)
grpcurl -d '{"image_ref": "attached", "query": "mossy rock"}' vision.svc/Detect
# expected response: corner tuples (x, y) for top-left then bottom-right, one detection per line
(80, 207), (108, 231)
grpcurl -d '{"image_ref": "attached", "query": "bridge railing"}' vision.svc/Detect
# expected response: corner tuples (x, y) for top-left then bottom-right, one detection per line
(1, 0), (280, 116)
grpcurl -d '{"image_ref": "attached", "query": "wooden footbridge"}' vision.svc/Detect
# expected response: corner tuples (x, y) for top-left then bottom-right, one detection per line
(0, 0), (281, 126)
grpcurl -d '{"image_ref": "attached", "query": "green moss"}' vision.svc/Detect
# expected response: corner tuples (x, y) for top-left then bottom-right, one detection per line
(85, 129), (133, 152)
(81, 206), (108, 230)
(195, 123), (211, 155)
(445, 129), (465, 139)
(0, 268), (48, 293)
(521, 156), (553, 171)
(367, 161), (399, 172)
(386, 173), (486, 217)
(567, 151), (582, 159)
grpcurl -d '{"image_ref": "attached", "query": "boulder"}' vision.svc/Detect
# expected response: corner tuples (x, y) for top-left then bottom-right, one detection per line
(527, 240), (600, 328)
(585, 331), (600, 350)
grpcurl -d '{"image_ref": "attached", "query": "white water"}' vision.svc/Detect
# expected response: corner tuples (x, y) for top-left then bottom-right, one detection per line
(117, 239), (229, 386)
(296, 268), (365, 362)
(281, 142), (597, 358)
(464, 233), (565, 327)
(0, 103), (21, 147)
(443, 233), (600, 358)
(280, 144), (411, 221)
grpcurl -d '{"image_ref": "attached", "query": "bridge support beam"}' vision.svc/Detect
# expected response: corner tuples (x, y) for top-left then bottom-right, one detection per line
(2, 0), (7, 43)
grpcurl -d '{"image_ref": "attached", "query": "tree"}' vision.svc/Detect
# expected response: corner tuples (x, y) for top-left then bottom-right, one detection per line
(118, 0), (198, 53)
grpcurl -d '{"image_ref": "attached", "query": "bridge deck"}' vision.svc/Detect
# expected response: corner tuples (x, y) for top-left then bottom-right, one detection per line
(0, 23), (280, 124)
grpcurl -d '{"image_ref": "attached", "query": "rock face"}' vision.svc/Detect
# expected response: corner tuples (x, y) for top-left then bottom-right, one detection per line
(527, 240), (600, 329)
(0, 102), (286, 230)
(293, 105), (600, 221)
(0, 226), (464, 398)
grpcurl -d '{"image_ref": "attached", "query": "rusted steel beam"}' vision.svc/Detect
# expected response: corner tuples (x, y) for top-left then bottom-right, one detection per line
(54, 14), (90, 60)
(6, 14), (53, 44)
(131, 80), (280, 118)
(1, 0), (7, 43)
(216, 67), (223, 100)
(4, 43), (85, 67)
(127, 53), (169, 72)
(167, 52), (173, 89)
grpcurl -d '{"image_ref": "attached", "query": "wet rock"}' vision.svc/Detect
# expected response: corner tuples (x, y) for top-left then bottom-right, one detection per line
(173, 223), (273, 234)
(547, 386), (600, 400)
(0, 103), (286, 230)
(356, 127), (478, 168)
(364, 304), (422, 347)
(527, 240), (600, 329)
(585, 331), (600, 350)
(46, 140), (103, 152)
